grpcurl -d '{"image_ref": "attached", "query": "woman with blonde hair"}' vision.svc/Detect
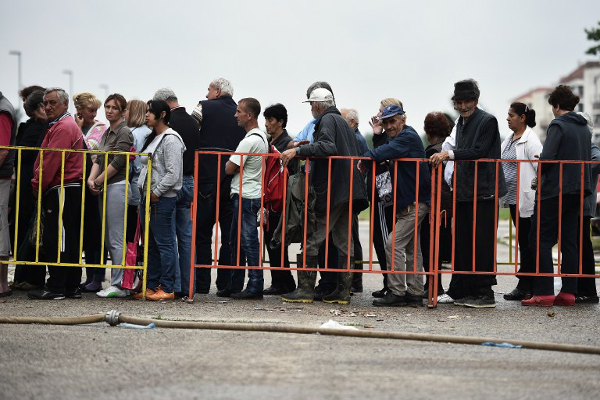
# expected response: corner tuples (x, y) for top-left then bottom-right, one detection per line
(73, 92), (106, 151)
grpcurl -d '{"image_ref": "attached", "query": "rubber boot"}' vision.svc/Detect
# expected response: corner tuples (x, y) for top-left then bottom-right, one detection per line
(323, 259), (354, 305)
(282, 256), (318, 303)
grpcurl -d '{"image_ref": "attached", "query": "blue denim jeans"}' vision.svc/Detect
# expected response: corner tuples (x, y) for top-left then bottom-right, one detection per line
(228, 195), (263, 293)
(174, 176), (194, 294)
(146, 196), (177, 293)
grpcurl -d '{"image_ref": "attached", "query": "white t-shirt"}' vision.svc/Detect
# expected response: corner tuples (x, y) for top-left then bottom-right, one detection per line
(229, 128), (268, 199)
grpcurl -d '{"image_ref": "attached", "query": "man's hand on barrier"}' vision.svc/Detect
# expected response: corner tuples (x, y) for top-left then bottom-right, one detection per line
(357, 160), (369, 174)
(430, 151), (449, 166)
(281, 148), (298, 167)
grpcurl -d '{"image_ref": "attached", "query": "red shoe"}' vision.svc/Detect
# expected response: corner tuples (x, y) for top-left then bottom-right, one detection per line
(522, 295), (555, 306)
(554, 292), (575, 306)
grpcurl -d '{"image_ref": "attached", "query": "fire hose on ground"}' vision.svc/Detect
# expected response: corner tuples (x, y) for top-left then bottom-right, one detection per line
(0, 310), (598, 355)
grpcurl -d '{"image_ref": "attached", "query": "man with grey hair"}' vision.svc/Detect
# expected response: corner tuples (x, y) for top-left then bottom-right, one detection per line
(28, 88), (85, 300)
(152, 88), (199, 298)
(280, 88), (368, 304)
(341, 107), (368, 293)
(190, 79), (246, 295)
(0, 92), (16, 296)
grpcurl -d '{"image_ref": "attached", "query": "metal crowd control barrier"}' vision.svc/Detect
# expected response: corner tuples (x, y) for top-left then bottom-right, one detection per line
(190, 150), (438, 304)
(2, 145), (152, 298)
(190, 150), (599, 308)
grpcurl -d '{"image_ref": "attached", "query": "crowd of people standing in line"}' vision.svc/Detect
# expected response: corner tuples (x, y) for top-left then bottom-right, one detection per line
(0, 77), (598, 308)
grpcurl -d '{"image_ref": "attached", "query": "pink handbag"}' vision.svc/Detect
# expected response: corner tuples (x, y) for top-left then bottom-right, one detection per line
(121, 216), (141, 290)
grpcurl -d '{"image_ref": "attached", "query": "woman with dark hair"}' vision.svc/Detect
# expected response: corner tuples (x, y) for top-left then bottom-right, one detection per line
(132, 100), (185, 301)
(523, 85), (592, 306)
(11, 89), (48, 290)
(500, 103), (542, 301)
(87, 94), (133, 298)
(421, 112), (453, 297)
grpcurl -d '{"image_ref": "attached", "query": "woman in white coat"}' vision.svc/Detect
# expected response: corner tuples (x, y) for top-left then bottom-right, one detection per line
(500, 102), (543, 300)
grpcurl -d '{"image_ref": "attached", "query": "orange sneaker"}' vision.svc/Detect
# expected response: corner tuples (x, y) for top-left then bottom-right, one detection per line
(132, 288), (155, 300)
(146, 288), (174, 301)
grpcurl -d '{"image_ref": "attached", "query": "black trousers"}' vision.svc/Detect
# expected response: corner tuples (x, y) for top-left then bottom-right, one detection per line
(372, 197), (394, 289)
(529, 194), (580, 295)
(195, 179), (234, 292)
(577, 216), (598, 297)
(43, 185), (83, 294)
(446, 200), (497, 299)
(264, 210), (295, 291)
(508, 204), (535, 293)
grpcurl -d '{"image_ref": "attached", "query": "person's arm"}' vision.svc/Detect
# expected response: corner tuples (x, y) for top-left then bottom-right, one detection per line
(153, 136), (183, 198)
(191, 102), (203, 127)
(33, 125), (76, 194)
(364, 135), (411, 163)
(539, 124), (561, 161)
(226, 137), (249, 174)
(225, 160), (239, 175)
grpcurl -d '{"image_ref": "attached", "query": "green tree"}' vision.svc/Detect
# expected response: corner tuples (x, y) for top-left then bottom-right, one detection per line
(585, 21), (600, 56)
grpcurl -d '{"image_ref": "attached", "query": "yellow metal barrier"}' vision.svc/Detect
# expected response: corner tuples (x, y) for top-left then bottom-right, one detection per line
(1, 145), (152, 298)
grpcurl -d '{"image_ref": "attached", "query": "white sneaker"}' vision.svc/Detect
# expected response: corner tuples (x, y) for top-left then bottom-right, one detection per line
(97, 285), (129, 298)
(437, 293), (455, 304)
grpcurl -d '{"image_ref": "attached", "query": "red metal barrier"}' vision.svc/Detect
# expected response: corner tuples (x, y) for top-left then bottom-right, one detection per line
(189, 151), (599, 308)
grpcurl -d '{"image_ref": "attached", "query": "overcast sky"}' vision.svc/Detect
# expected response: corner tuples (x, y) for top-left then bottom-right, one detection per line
(1, 0), (599, 139)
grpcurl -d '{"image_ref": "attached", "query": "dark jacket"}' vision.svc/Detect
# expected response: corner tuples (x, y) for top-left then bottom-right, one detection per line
(426, 140), (452, 213)
(297, 106), (368, 215)
(197, 96), (246, 184)
(170, 107), (200, 177)
(270, 129), (296, 176)
(453, 108), (506, 202)
(364, 125), (430, 210)
(539, 111), (592, 200)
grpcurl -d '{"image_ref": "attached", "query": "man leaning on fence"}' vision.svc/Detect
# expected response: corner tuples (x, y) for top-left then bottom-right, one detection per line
(28, 88), (84, 300)
(280, 88), (368, 305)
(359, 104), (431, 307)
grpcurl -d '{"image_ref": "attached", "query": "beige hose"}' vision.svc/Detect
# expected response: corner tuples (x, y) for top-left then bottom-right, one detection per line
(0, 311), (598, 356)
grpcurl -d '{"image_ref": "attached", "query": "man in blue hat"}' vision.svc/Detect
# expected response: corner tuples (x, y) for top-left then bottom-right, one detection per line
(359, 104), (431, 306)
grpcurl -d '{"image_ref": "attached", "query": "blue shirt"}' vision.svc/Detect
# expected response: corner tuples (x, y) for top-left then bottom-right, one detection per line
(295, 119), (316, 143)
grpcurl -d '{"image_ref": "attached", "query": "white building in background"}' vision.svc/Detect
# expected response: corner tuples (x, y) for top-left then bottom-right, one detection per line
(512, 61), (600, 144)
(559, 61), (600, 143)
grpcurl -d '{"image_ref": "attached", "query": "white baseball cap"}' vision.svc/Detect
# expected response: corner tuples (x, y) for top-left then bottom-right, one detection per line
(303, 88), (334, 103)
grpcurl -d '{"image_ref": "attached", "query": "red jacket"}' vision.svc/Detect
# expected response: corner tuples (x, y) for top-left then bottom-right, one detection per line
(32, 115), (84, 194)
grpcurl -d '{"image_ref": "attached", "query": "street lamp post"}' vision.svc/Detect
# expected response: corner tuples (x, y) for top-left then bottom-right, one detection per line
(62, 69), (73, 112)
(8, 50), (22, 109)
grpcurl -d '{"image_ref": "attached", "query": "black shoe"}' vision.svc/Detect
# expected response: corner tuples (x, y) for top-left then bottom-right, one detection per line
(231, 289), (263, 300)
(372, 288), (387, 298)
(373, 291), (407, 307)
(350, 285), (363, 294)
(405, 292), (424, 306)
(454, 296), (477, 306)
(503, 287), (531, 301)
(575, 295), (600, 304)
(313, 285), (334, 302)
(65, 287), (82, 299)
(464, 294), (496, 308)
(195, 288), (210, 295)
(216, 288), (235, 297)
(28, 288), (66, 300)
(263, 286), (286, 295)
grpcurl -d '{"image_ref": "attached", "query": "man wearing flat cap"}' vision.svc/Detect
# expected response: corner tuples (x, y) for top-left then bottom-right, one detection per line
(359, 105), (431, 307)
(430, 79), (506, 308)
(280, 88), (368, 305)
